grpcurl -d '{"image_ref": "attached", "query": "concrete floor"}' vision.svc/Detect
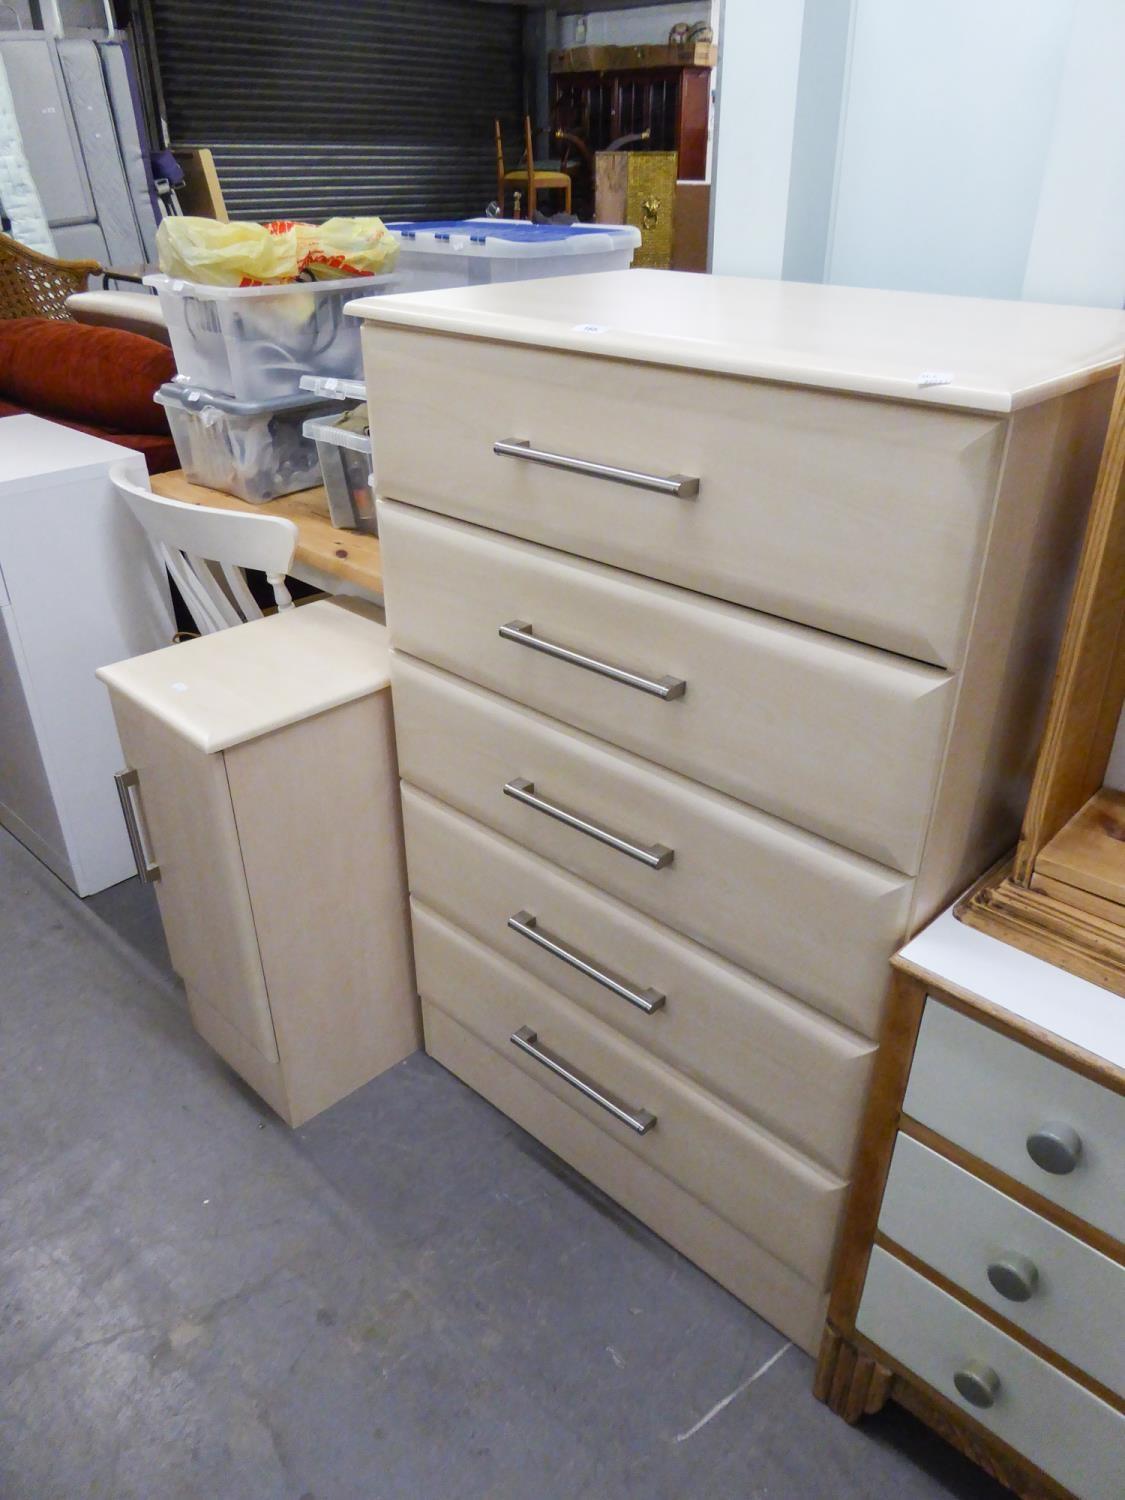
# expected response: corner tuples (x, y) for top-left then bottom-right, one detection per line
(0, 825), (1010, 1500)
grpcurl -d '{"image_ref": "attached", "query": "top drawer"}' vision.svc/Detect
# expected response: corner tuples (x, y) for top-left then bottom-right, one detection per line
(363, 324), (1005, 668)
(904, 1000), (1125, 1244)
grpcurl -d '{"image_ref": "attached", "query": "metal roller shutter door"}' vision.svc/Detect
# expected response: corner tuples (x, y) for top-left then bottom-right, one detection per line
(148, 0), (525, 222)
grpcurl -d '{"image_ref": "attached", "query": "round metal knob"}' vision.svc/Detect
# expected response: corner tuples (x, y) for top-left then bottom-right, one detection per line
(954, 1360), (1001, 1410)
(1026, 1121), (1083, 1175)
(987, 1252), (1039, 1303)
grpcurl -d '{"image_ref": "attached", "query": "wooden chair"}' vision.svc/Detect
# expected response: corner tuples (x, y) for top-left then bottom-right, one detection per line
(111, 464), (298, 636)
(0, 231), (101, 320)
(495, 116), (572, 219)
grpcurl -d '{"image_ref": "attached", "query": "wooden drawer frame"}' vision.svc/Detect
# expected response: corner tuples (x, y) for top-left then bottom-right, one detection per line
(813, 958), (1125, 1500)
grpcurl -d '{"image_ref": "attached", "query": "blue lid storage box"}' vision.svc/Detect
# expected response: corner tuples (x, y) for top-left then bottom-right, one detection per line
(386, 219), (641, 292)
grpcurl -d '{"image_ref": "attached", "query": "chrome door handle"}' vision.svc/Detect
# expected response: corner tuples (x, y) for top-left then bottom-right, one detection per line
(499, 621), (685, 700)
(510, 1026), (656, 1134)
(494, 437), (699, 498)
(508, 910), (666, 1014)
(114, 768), (160, 883)
(503, 778), (674, 869)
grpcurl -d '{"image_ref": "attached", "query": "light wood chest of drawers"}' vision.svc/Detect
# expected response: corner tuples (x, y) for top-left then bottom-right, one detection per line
(817, 908), (1125, 1500)
(353, 272), (1125, 1353)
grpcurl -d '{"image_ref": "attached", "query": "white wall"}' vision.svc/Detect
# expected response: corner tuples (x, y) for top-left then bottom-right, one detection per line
(826, 0), (1075, 299)
(1021, 0), (1125, 309)
(710, 0), (806, 277)
(559, 5), (711, 48)
(711, 0), (1125, 307)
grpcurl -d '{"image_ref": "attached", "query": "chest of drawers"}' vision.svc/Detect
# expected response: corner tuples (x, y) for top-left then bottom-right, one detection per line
(352, 271), (1125, 1354)
(818, 907), (1125, 1500)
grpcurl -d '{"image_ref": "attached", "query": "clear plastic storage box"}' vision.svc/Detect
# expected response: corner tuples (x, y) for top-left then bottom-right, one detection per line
(385, 219), (641, 292)
(155, 381), (345, 504)
(144, 273), (397, 402)
(303, 406), (376, 534)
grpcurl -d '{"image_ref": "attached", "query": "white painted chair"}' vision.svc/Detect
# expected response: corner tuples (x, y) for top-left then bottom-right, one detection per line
(111, 463), (299, 636)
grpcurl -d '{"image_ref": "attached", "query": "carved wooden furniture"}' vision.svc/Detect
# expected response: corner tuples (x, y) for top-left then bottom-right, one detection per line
(351, 271), (1123, 1355)
(960, 363), (1125, 994)
(97, 600), (419, 1127)
(0, 230), (100, 319)
(816, 907), (1125, 1499)
(549, 44), (714, 182)
(494, 116), (572, 220)
(594, 150), (677, 269)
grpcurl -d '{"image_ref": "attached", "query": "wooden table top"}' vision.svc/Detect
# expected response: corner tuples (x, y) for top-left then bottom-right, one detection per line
(150, 470), (383, 596)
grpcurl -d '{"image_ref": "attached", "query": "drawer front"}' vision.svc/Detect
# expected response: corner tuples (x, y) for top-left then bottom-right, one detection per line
(402, 784), (875, 1175)
(413, 900), (847, 1288)
(904, 1001), (1125, 1243)
(380, 501), (953, 873)
(423, 1000), (829, 1354)
(858, 1247), (1125, 1500)
(364, 324), (1005, 668)
(391, 653), (912, 1038)
(880, 1134), (1125, 1397)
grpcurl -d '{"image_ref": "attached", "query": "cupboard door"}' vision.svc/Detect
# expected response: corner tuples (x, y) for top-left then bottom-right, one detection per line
(109, 693), (279, 1063)
(0, 603), (73, 886)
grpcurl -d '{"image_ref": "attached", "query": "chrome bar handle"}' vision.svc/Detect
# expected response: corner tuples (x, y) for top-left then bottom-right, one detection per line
(508, 911), (666, 1014)
(114, 768), (160, 883)
(499, 621), (686, 700)
(503, 778), (673, 870)
(510, 1026), (657, 1134)
(494, 437), (699, 499)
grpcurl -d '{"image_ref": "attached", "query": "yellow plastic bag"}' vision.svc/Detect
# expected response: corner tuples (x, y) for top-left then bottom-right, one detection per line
(300, 217), (399, 279)
(156, 217), (300, 286)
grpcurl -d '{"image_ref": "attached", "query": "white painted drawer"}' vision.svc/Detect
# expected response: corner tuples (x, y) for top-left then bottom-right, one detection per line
(904, 1001), (1125, 1244)
(413, 900), (848, 1289)
(880, 1134), (1125, 1397)
(379, 501), (953, 873)
(857, 1247), (1125, 1500)
(401, 783), (875, 1175)
(365, 325), (1005, 668)
(391, 653), (912, 1038)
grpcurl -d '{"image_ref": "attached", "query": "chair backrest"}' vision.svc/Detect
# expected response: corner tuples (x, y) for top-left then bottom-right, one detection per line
(0, 231), (102, 320)
(523, 114), (538, 208)
(111, 463), (299, 636)
(494, 117), (505, 193)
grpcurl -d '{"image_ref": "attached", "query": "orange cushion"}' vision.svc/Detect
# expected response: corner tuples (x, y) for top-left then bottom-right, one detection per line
(0, 317), (174, 435)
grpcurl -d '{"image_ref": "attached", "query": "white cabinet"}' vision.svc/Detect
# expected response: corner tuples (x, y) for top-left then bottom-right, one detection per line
(98, 599), (419, 1126)
(0, 416), (173, 894)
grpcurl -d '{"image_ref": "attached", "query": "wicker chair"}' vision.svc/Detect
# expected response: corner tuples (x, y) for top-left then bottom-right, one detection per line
(0, 232), (102, 320)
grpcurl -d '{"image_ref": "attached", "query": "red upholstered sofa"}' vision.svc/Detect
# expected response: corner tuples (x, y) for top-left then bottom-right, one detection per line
(0, 317), (178, 472)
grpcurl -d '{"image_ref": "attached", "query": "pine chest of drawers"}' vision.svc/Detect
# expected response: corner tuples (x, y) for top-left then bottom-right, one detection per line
(818, 907), (1124, 1499)
(352, 272), (1125, 1353)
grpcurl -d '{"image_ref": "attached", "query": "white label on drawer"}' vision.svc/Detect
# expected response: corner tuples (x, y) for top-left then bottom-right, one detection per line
(572, 323), (609, 334)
